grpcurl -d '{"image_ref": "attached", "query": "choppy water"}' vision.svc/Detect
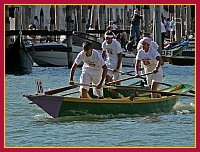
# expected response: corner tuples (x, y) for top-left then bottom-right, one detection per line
(5, 63), (195, 147)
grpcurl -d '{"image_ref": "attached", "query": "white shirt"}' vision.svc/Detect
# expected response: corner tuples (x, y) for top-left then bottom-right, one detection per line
(112, 24), (118, 30)
(161, 22), (166, 33)
(102, 39), (122, 69)
(75, 49), (105, 74)
(136, 46), (162, 72)
(170, 20), (175, 31)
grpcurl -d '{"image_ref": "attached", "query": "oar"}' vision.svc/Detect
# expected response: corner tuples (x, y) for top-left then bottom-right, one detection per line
(61, 91), (80, 96)
(188, 89), (195, 94)
(74, 83), (194, 97)
(45, 85), (78, 95)
(108, 68), (147, 81)
(135, 89), (195, 97)
(108, 68), (135, 77)
(123, 70), (135, 74)
(157, 82), (195, 94)
(107, 72), (153, 85)
(74, 83), (139, 90)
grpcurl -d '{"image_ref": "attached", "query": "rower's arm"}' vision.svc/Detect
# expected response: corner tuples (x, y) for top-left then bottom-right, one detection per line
(100, 64), (108, 85)
(135, 60), (141, 75)
(155, 56), (162, 71)
(69, 63), (78, 85)
(117, 52), (122, 70)
(102, 50), (106, 59)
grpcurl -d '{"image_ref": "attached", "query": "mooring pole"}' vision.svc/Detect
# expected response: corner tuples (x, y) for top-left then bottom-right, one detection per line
(153, 5), (162, 53)
(66, 5), (73, 68)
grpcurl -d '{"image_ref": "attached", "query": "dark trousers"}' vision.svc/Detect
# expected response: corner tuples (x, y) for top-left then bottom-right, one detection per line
(161, 32), (165, 50)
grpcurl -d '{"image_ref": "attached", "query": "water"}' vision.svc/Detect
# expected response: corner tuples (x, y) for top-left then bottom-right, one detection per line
(5, 63), (195, 147)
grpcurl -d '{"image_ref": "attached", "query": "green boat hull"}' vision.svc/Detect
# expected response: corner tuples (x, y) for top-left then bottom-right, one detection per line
(25, 84), (193, 118)
(58, 97), (178, 117)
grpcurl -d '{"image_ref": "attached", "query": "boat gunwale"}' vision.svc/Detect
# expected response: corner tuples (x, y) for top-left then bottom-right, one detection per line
(26, 83), (193, 105)
(62, 95), (179, 104)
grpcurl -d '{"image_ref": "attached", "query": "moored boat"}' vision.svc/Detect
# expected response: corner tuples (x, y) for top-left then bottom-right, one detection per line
(162, 40), (195, 66)
(26, 42), (82, 67)
(6, 34), (33, 74)
(164, 56), (195, 66)
(26, 41), (136, 67)
(24, 83), (193, 118)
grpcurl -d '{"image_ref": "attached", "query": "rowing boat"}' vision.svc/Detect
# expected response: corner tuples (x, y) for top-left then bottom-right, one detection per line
(24, 83), (193, 118)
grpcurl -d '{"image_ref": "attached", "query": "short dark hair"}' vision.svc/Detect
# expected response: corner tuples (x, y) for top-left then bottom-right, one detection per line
(82, 41), (93, 51)
(105, 30), (114, 36)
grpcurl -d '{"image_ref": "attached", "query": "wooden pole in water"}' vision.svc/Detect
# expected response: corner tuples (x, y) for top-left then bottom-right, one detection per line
(153, 5), (162, 53)
(180, 6), (186, 38)
(15, 7), (21, 30)
(143, 5), (150, 35)
(175, 5), (181, 44)
(76, 5), (82, 32)
(80, 5), (88, 43)
(50, 5), (55, 41)
(55, 5), (60, 31)
(90, 6), (99, 29)
(21, 6), (29, 30)
(123, 5), (128, 30)
(99, 5), (106, 31)
(186, 6), (191, 36)
(40, 8), (44, 30)
(81, 5), (88, 33)
(66, 5), (73, 68)
(5, 6), (10, 48)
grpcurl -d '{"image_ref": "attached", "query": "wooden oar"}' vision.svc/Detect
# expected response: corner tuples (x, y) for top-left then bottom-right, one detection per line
(107, 72), (153, 85)
(45, 85), (78, 95)
(108, 68), (147, 81)
(157, 82), (195, 94)
(61, 91), (80, 96)
(135, 89), (195, 97)
(108, 68), (135, 77)
(188, 89), (195, 94)
(74, 83), (194, 97)
(123, 70), (135, 74)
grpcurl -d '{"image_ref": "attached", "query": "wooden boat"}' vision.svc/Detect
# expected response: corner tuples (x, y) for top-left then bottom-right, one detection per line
(24, 83), (193, 118)
(162, 40), (195, 66)
(164, 56), (195, 66)
(25, 42), (82, 67)
(6, 34), (33, 74)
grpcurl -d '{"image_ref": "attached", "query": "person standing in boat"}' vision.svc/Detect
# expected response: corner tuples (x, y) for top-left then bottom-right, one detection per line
(102, 30), (122, 85)
(135, 37), (163, 98)
(69, 41), (107, 99)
